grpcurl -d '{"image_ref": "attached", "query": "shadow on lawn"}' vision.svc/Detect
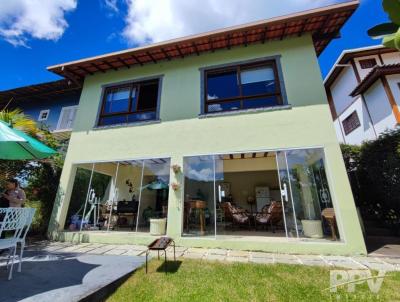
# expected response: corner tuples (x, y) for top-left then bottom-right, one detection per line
(156, 260), (182, 274)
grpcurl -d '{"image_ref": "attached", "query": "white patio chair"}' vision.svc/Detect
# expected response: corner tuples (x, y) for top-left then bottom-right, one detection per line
(0, 208), (35, 280)
(16, 208), (35, 273)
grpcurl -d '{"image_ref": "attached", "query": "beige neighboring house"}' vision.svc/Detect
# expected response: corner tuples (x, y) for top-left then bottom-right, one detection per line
(324, 45), (400, 145)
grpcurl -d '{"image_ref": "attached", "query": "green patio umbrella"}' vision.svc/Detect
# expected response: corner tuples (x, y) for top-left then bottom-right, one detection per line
(0, 120), (56, 160)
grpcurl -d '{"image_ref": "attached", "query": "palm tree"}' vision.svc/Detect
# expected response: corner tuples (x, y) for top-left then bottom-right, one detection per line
(0, 108), (53, 184)
(0, 108), (39, 137)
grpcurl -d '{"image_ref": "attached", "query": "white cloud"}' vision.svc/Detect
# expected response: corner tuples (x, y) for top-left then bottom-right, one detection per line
(0, 0), (77, 47)
(123, 0), (345, 45)
(188, 167), (214, 182)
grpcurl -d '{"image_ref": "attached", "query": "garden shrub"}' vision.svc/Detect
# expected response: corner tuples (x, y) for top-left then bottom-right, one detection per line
(341, 128), (400, 234)
(24, 200), (45, 234)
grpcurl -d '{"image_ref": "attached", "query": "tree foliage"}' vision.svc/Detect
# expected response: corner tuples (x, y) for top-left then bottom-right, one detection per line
(0, 108), (64, 235)
(341, 128), (400, 233)
(368, 0), (400, 50)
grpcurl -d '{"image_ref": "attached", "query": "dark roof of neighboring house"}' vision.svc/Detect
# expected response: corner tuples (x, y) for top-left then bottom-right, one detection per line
(324, 45), (397, 88)
(47, 1), (359, 83)
(350, 64), (400, 96)
(0, 79), (81, 108)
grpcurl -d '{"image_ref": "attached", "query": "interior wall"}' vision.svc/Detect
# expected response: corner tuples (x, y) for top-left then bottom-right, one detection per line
(223, 156), (277, 172)
(115, 164), (143, 201)
(222, 171), (279, 211)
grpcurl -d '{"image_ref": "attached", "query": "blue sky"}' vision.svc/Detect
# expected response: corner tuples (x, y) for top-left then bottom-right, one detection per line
(0, 0), (389, 91)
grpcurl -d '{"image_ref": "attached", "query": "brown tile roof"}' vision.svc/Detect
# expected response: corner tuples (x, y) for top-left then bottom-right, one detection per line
(0, 79), (81, 107)
(47, 1), (359, 83)
(350, 64), (400, 96)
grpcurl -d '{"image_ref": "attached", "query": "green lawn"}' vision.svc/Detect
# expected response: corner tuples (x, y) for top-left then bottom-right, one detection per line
(107, 259), (400, 302)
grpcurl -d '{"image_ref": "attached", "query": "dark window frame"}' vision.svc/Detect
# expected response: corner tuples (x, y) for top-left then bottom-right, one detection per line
(359, 58), (377, 69)
(203, 59), (284, 114)
(342, 111), (361, 135)
(97, 78), (161, 126)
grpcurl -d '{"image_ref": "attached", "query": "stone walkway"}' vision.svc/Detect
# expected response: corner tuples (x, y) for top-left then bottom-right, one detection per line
(28, 241), (400, 272)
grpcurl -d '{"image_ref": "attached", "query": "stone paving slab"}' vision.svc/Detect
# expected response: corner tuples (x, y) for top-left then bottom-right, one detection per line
(186, 248), (208, 254)
(250, 252), (274, 259)
(227, 256), (249, 263)
(167, 251), (185, 258)
(71, 247), (99, 254)
(104, 249), (128, 256)
(322, 256), (367, 269)
(55, 244), (92, 253)
(250, 257), (274, 264)
(42, 243), (74, 252)
(229, 250), (250, 258)
(122, 250), (145, 256)
(167, 246), (187, 253)
(33, 242), (400, 271)
(207, 249), (228, 255)
(183, 252), (204, 259)
(87, 245), (117, 255)
(206, 254), (226, 261)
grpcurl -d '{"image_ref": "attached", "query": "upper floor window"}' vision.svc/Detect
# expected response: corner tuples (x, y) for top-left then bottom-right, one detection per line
(359, 58), (377, 69)
(38, 109), (50, 121)
(98, 79), (159, 126)
(342, 111), (360, 135)
(204, 60), (283, 113)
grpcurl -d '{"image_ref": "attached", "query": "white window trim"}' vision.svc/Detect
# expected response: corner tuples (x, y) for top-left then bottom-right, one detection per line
(38, 109), (50, 121)
(56, 105), (78, 131)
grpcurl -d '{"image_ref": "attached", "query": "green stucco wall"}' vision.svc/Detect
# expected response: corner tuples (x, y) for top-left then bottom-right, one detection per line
(48, 35), (367, 255)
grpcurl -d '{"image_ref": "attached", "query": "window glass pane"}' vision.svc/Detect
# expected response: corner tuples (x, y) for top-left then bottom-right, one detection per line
(137, 82), (159, 111)
(242, 96), (279, 109)
(127, 112), (156, 122)
(183, 156), (216, 237)
(64, 165), (93, 230)
(137, 158), (171, 232)
(105, 87), (130, 113)
(241, 66), (276, 96)
(130, 88), (137, 111)
(285, 148), (339, 240)
(100, 115), (127, 126)
(207, 101), (241, 113)
(207, 71), (240, 100)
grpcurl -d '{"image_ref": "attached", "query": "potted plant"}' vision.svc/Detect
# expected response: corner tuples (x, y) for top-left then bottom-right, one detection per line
(301, 200), (323, 239)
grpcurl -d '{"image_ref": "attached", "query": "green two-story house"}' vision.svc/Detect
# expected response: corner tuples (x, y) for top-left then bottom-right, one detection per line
(47, 1), (366, 255)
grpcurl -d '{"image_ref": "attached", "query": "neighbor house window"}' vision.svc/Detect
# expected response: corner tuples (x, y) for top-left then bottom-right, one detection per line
(98, 79), (159, 126)
(342, 111), (360, 135)
(359, 58), (377, 69)
(38, 109), (50, 121)
(204, 60), (283, 113)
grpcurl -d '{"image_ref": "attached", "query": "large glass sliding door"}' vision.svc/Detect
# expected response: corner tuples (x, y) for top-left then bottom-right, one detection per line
(183, 152), (285, 238)
(276, 148), (339, 240)
(183, 148), (340, 241)
(276, 151), (298, 238)
(137, 158), (171, 232)
(183, 156), (216, 237)
(64, 157), (171, 234)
